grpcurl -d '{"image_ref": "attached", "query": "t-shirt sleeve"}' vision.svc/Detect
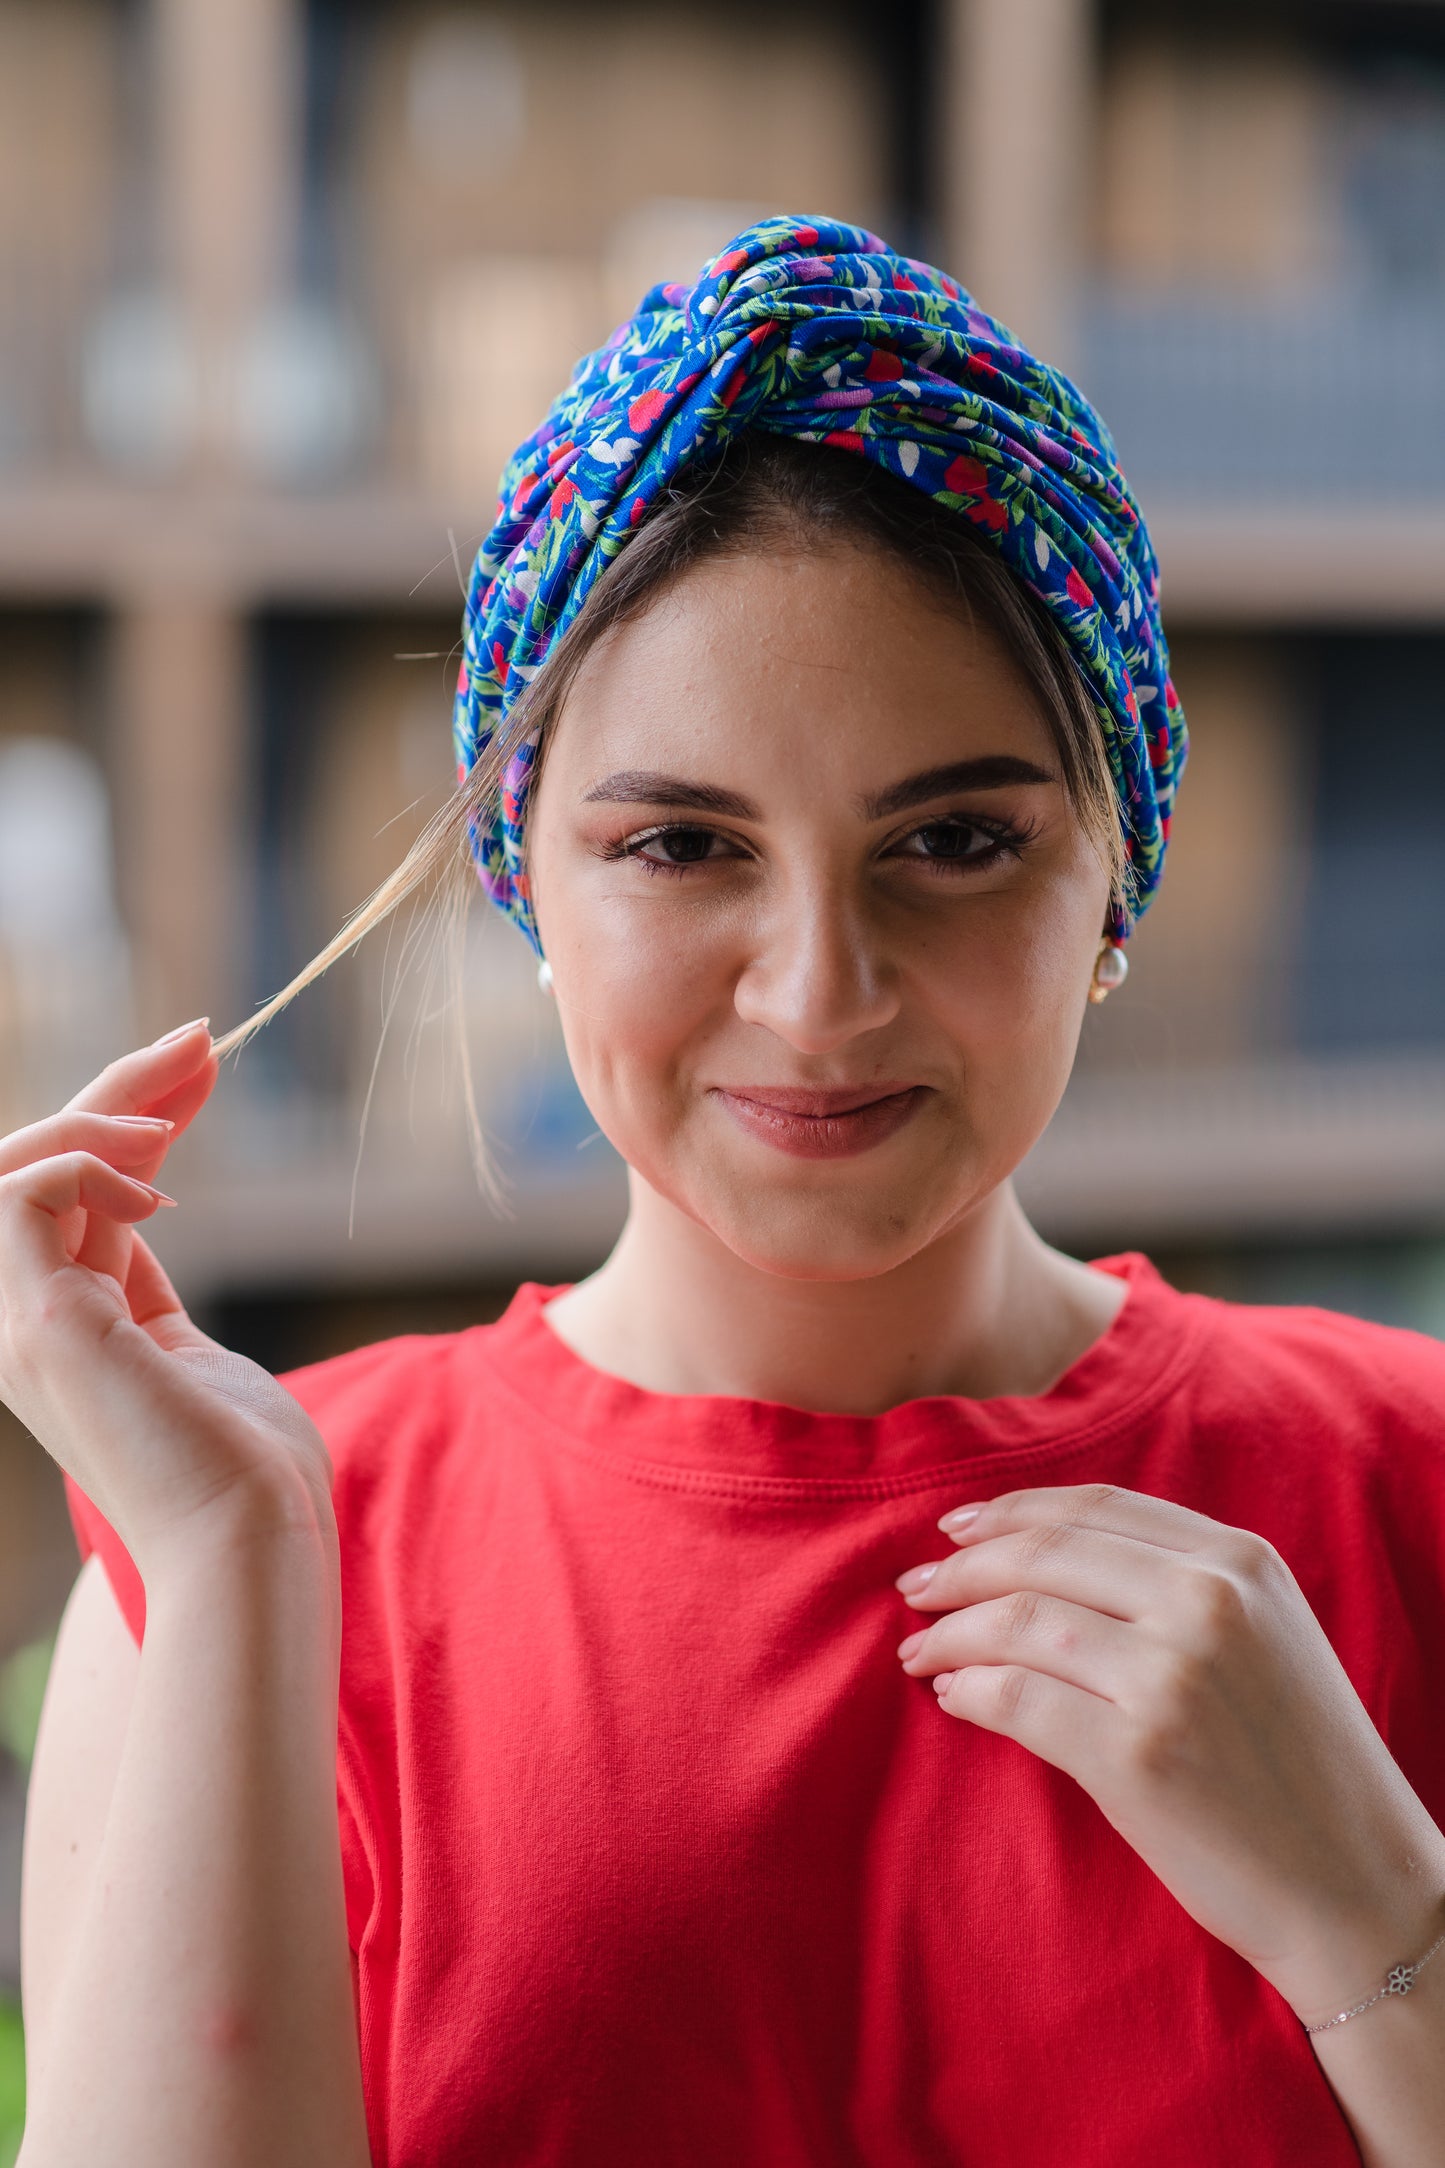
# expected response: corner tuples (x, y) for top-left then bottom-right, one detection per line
(64, 1472), (146, 1646)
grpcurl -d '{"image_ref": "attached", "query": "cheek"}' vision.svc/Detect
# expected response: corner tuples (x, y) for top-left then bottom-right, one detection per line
(909, 871), (1104, 1160)
(927, 865), (1101, 1040)
(542, 882), (735, 1123)
(530, 813), (696, 1115)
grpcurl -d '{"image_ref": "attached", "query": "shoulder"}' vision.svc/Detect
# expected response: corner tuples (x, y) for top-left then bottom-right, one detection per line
(1188, 1288), (1445, 1442)
(281, 1327), (475, 1443)
(1098, 1253), (1445, 1459)
(1159, 1282), (1445, 1537)
(281, 1319), (501, 1479)
(277, 1285), (557, 1507)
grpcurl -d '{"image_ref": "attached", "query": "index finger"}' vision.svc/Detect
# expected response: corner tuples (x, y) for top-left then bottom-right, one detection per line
(936, 1483), (1227, 1557)
(65, 1021), (219, 1140)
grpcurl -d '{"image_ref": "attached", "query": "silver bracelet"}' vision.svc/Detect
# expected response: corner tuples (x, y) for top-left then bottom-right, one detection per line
(1303, 1922), (1445, 2035)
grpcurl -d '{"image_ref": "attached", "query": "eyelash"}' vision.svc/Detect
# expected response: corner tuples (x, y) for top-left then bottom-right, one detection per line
(602, 814), (1040, 879)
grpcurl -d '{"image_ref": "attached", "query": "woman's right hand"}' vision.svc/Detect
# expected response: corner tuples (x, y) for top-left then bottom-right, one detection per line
(0, 1020), (337, 1585)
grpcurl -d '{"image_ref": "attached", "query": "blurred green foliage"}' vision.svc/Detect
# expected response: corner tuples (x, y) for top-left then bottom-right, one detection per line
(0, 1634), (55, 1769)
(0, 1996), (21, 2166)
(0, 1633), (54, 2162)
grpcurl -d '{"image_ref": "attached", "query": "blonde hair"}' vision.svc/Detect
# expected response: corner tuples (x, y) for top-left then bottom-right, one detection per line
(215, 434), (1126, 1065)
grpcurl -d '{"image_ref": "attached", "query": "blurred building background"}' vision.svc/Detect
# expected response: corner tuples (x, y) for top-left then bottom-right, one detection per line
(2, 0), (1445, 2125)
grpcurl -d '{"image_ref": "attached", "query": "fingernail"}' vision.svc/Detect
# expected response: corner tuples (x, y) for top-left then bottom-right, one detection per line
(939, 1505), (982, 1535)
(154, 1017), (210, 1046)
(138, 1183), (178, 1207)
(897, 1631), (927, 1661)
(112, 1115), (176, 1129)
(932, 1672), (958, 1695)
(895, 1562), (939, 1595)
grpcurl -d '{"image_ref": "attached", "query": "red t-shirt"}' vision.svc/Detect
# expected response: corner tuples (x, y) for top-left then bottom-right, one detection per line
(65, 1254), (1445, 2166)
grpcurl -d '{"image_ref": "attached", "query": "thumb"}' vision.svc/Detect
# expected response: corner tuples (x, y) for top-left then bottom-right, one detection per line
(124, 1234), (207, 1348)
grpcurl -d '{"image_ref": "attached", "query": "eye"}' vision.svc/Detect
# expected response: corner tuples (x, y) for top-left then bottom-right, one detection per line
(610, 822), (743, 873)
(641, 826), (714, 864)
(895, 817), (1021, 866)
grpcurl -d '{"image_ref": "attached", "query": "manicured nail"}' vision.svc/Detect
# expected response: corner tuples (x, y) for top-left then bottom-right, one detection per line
(932, 1672), (958, 1695)
(111, 1115), (175, 1129)
(154, 1017), (210, 1046)
(897, 1631), (927, 1661)
(895, 1562), (939, 1595)
(939, 1505), (982, 1535)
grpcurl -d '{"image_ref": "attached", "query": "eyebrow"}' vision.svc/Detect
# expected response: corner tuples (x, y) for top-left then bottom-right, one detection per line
(581, 771), (760, 817)
(860, 757), (1059, 819)
(580, 755), (1058, 823)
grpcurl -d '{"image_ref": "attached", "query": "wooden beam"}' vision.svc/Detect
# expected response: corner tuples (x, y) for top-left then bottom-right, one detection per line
(940, 0), (1093, 366)
(107, 597), (249, 1036)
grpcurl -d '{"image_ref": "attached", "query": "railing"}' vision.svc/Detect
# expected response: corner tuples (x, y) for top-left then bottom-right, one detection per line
(1080, 286), (1445, 502)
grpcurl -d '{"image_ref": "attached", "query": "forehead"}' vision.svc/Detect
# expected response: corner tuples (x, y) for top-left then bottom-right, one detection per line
(547, 546), (1059, 791)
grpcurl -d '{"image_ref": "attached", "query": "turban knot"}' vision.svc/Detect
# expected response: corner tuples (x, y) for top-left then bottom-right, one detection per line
(453, 214), (1187, 950)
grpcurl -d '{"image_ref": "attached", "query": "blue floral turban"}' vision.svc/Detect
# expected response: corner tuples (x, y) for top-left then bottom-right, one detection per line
(452, 214), (1186, 950)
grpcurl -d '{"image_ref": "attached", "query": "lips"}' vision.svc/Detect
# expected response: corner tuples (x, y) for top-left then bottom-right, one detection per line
(710, 1084), (930, 1160)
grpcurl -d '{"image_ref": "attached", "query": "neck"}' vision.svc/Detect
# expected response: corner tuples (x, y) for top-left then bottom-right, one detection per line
(544, 1177), (1125, 1415)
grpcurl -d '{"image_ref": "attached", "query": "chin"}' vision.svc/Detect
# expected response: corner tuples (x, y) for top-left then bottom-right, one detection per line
(681, 1169), (982, 1284)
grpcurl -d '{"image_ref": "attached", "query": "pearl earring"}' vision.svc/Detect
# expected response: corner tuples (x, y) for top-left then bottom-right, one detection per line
(1088, 941), (1129, 1004)
(537, 958), (554, 996)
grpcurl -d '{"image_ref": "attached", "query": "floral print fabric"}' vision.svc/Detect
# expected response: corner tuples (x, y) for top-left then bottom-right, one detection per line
(452, 214), (1187, 949)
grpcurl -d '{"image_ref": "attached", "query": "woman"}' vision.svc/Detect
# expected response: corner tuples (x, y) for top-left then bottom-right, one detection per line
(8, 219), (1445, 2167)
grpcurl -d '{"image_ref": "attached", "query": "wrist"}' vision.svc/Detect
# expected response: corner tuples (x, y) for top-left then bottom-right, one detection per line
(141, 1507), (345, 1690)
(1264, 1875), (1445, 2030)
(135, 1463), (339, 1601)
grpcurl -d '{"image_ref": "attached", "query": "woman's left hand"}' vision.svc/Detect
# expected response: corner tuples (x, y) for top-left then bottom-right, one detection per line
(896, 1483), (1445, 2025)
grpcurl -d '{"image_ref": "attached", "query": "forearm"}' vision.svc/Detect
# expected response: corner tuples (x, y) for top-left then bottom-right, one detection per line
(21, 1504), (370, 2168)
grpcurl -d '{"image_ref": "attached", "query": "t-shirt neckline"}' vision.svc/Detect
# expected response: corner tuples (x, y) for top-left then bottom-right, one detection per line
(477, 1253), (1205, 1493)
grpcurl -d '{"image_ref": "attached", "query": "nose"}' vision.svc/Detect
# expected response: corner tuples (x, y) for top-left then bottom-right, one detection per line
(732, 882), (902, 1055)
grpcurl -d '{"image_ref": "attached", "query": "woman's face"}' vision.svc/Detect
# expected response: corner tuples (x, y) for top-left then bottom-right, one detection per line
(527, 544), (1111, 1282)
